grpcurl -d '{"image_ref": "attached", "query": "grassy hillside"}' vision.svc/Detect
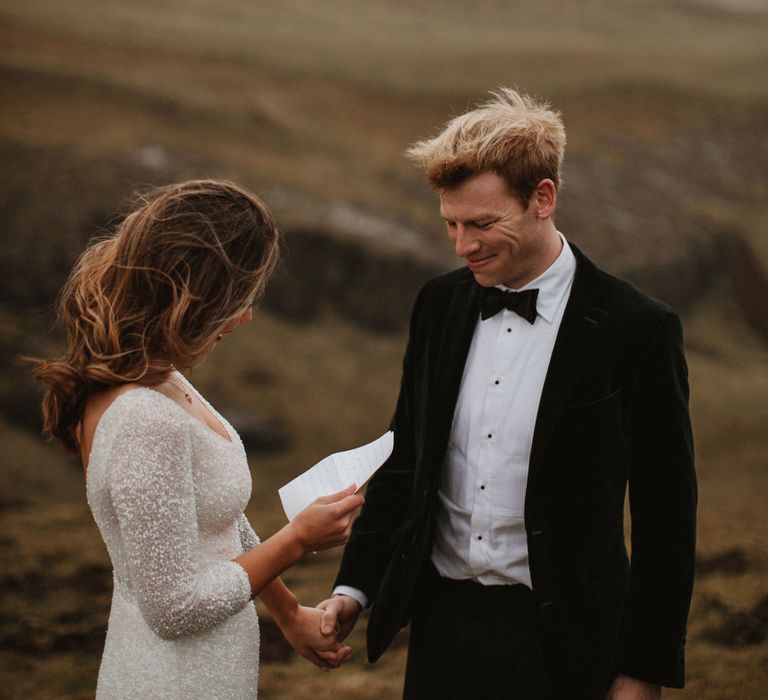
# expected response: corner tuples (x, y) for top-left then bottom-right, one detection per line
(1, 1), (767, 697)
(2, 0), (767, 228)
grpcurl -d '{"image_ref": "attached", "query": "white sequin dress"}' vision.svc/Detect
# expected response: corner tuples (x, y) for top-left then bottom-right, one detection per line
(86, 375), (260, 699)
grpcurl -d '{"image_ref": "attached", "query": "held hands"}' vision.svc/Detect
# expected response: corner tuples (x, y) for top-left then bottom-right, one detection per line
(274, 604), (352, 670)
(269, 487), (363, 670)
(317, 594), (362, 643)
(287, 485), (364, 556)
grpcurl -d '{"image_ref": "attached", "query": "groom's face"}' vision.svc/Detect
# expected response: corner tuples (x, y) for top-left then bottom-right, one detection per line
(439, 171), (542, 289)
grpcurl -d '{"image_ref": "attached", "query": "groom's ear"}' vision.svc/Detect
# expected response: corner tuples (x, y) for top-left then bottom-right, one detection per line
(531, 179), (557, 219)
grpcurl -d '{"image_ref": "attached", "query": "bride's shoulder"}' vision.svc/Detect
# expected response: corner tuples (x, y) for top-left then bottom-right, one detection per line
(82, 385), (188, 463)
(97, 386), (188, 431)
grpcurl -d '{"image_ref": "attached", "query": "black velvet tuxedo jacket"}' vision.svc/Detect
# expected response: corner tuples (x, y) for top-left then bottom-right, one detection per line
(335, 244), (696, 698)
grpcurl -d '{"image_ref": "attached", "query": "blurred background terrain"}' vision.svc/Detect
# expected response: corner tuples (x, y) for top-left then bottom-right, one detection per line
(1, 1), (767, 697)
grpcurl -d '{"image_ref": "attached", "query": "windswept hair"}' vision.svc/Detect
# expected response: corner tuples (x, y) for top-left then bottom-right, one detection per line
(406, 87), (566, 206)
(31, 179), (281, 455)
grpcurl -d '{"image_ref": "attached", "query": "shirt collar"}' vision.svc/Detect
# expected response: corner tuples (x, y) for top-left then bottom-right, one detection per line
(497, 232), (576, 324)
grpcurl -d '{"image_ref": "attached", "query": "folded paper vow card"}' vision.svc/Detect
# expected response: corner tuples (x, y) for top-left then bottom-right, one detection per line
(278, 431), (394, 521)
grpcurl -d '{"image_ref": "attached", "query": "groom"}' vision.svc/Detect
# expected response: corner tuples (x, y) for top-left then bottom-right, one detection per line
(318, 89), (696, 699)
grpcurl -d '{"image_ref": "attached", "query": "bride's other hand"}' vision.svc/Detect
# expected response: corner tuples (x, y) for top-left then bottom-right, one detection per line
(287, 485), (364, 555)
(275, 604), (351, 670)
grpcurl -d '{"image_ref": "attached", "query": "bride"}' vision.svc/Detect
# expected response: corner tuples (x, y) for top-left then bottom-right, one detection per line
(32, 180), (363, 698)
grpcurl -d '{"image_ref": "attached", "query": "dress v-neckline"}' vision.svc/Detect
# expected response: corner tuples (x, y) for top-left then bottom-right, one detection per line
(86, 382), (237, 476)
(171, 371), (233, 445)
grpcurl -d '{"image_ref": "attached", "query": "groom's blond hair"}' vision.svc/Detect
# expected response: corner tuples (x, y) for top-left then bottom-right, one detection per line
(406, 88), (566, 207)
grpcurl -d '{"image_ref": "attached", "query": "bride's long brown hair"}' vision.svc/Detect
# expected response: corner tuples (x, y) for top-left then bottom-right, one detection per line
(31, 180), (281, 455)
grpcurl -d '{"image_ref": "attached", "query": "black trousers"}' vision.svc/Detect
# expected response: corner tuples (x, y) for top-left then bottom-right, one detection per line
(403, 562), (550, 700)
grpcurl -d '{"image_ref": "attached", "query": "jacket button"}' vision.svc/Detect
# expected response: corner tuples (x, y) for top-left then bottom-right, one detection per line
(540, 600), (553, 608)
(532, 530), (544, 536)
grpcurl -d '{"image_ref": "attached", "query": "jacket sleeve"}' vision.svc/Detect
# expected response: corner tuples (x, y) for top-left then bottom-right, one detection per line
(109, 402), (253, 640)
(333, 283), (429, 601)
(617, 310), (697, 687)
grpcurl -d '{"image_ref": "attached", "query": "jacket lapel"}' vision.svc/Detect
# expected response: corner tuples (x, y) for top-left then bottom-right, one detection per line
(527, 245), (609, 489)
(425, 274), (480, 475)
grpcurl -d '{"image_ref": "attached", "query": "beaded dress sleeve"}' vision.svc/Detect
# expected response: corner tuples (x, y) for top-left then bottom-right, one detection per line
(237, 513), (261, 552)
(107, 400), (253, 640)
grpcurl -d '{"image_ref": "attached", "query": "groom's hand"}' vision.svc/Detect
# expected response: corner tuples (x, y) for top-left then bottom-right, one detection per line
(317, 594), (361, 643)
(275, 605), (351, 670)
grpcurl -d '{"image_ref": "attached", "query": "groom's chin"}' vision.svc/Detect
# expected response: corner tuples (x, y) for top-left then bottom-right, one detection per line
(469, 269), (498, 288)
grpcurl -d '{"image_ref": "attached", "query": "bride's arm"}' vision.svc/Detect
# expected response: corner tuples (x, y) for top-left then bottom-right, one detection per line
(110, 399), (362, 641)
(237, 515), (351, 669)
(110, 404), (253, 639)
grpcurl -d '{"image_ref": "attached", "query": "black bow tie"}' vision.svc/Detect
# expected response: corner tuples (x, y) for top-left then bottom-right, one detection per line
(479, 287), (539, 323)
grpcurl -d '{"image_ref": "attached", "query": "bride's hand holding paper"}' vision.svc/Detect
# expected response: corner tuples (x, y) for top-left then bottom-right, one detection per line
(267, 432), (392, 671)
(279, 431), (393, 521)
(286, 484), (364, 554)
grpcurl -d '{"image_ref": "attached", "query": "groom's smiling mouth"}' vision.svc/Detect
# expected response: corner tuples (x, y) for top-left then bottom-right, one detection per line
(467, 254), (496, 272)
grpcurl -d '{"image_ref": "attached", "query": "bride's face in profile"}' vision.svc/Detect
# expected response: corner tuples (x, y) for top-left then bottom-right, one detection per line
(219, 305), (254, 339)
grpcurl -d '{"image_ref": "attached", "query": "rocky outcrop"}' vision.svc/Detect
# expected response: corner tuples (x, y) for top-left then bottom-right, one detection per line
(1, 141), (765, 341)
(263, 227), (441, 333)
